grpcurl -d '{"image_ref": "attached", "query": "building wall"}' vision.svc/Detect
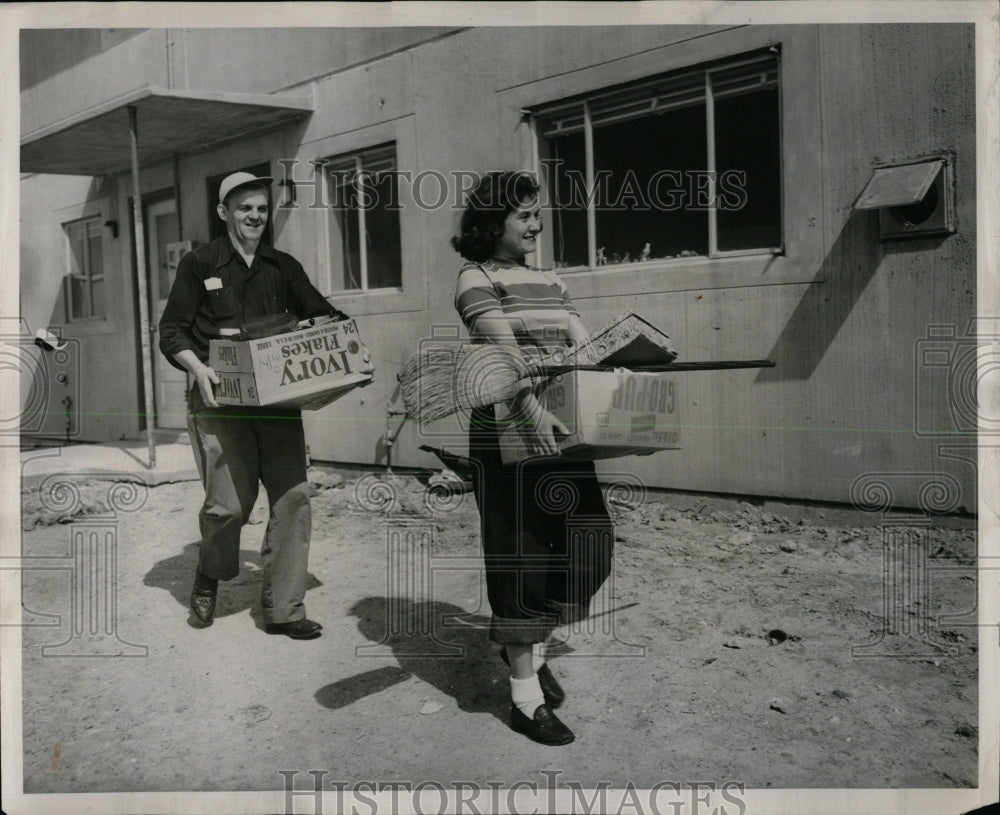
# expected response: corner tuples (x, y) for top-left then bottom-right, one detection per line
(20, 173), (141, 442)
(19, 24), (977, 509)
(170, 27), (459, 95)
(320, 23), (975, 510)
(21, 30), (167, 134)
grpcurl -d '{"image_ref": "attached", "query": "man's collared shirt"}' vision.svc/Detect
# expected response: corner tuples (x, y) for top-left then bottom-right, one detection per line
(159, 234), (347, 370)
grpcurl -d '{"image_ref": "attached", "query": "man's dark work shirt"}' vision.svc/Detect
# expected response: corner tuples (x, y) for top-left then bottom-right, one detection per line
(159, 235), (347, 371)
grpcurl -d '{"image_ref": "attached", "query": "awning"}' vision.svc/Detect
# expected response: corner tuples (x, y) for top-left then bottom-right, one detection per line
(854, 159), (944, 210)
(21, 85), (313, 176)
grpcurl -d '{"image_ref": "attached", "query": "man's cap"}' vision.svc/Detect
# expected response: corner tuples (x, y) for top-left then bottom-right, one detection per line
(218, 172), (273, 205)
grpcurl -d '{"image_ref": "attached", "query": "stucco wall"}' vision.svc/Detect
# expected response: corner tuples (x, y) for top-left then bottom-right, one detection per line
(19, 24), (977, 509)
(318, 23), (976, 509)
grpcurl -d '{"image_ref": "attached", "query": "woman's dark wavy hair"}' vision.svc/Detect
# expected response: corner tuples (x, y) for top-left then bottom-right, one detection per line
(451, 171), (540, 262)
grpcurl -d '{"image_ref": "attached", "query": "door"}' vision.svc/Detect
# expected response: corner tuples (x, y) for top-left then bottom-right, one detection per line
(145, 198), (186, 429)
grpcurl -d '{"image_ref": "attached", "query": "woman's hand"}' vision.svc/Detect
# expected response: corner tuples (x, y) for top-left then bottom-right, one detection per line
(513, 392), (569, 457)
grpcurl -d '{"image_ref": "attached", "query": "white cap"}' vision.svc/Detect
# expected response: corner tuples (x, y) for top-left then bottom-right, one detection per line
(34, 328), (67, 351)
(218, 172), (273, 205)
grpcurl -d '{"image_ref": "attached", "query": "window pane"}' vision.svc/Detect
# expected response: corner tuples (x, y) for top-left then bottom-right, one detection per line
(70, 276), (87, 320)
(67, 222), (86, 278)
(545, 130), (589, 268)
(66, 220), (89, 320)
(334, 190), (362, 291)
(592, 102), (709, 263)
(363, 172), (402, 289)
(714, 86), (781, 251)
(326, 146), (403, 292)
(91, 278), (106, 318)
(588, 70), (704, 129)
(154, 211), (179, 295)
(87, 232), (102, 276)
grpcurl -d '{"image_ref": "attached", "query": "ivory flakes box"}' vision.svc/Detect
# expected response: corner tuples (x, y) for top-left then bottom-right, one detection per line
(208, 319), (371, 410)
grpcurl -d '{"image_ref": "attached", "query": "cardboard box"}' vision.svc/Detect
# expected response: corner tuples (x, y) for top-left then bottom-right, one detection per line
(208, 318), (371, 410)
(498, 369), (682, 464)
(546, 310), (678, 368)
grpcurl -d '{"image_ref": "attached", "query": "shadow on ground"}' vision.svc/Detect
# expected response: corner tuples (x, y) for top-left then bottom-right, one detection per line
(143, 541), (322, 628)
(313, 596), (509, 725)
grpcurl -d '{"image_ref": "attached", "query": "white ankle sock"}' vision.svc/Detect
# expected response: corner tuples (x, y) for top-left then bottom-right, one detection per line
(532, 644), (546, 673)
(510, 674), (544, 718)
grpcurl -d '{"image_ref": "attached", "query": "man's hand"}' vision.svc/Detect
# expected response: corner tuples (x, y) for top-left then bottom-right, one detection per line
(195, 365), (221, 408)
(358, 344), (375, 387)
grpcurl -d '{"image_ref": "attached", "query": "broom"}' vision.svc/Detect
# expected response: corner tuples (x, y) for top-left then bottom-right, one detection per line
(399, 344), (535, 422)
(399, 343), (774, 422)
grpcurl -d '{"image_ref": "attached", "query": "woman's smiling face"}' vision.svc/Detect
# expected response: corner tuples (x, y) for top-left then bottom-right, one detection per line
(494, 198), (542, 262)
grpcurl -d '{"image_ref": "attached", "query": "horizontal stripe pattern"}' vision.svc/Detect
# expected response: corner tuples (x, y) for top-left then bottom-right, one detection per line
(454, 260), (579, 348)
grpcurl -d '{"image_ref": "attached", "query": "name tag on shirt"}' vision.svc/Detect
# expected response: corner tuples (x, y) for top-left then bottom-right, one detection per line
(204, 277), (223, 291)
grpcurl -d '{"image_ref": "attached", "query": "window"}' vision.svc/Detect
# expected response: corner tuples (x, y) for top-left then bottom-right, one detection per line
(64, 216), (106, 320)
(324, 144), (402, 292)
(533, 49), (781, 269)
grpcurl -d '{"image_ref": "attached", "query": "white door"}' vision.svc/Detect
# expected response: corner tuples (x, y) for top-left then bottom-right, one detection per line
(146, 199), (187, 430)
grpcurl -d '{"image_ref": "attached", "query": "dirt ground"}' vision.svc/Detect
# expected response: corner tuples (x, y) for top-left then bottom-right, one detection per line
(16, 467), (978, 796)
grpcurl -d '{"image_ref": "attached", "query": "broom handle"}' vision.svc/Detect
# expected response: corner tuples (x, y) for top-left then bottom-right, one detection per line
(527, 359), (775, 373)
(493, 358), (775, 411)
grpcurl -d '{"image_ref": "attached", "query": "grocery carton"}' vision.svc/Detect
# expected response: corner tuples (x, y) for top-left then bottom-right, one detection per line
(498, 369), (682, 464)
(208, 318), (371, 410)
(546, 310), (678, 368)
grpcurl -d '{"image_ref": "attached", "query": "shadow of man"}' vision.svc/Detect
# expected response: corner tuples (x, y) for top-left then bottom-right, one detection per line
(313, 596), (508, 725)
(143, 541), (321, 629)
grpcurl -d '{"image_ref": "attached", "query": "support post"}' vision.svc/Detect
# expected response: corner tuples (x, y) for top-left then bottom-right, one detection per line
(128, 105), (157, 469)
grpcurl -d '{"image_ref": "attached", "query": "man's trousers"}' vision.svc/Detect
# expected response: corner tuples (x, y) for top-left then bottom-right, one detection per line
(187, 388), (313, 624)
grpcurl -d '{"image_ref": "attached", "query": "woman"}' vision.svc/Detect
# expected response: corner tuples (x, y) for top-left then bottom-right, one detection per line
(452, 171), (614, 745)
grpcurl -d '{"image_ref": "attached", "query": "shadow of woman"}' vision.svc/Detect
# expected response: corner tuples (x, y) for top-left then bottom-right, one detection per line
(314, 596), (508, 725)
(143, 541), (322, 628)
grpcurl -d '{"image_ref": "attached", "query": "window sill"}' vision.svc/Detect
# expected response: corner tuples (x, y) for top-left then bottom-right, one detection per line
(64, 316), (117, 336)
(557, 250), (820, 300)
(322, 287), (423, 316)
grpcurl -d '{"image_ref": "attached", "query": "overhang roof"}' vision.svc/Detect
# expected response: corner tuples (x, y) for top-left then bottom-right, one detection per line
(21, 85), (313, 176)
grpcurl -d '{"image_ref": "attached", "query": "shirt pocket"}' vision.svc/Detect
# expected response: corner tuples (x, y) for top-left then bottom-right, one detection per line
(206, 287), (237, 320)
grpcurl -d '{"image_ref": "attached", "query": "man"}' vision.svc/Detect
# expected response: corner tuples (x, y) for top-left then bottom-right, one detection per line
(159, 171), (372, 639)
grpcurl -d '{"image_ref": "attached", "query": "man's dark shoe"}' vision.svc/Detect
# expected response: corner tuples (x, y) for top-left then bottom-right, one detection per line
(265, 619), (323, 640)
(500, 646), (565, 708)
(510, 703), (575, 745)
(189, 587), (217, 626)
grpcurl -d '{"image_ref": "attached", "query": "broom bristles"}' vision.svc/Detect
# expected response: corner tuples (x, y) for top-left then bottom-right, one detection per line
(399, 344), (532, 422)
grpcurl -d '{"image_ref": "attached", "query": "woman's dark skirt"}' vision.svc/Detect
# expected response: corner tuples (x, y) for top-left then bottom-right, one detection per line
(468, 405), (614, 644)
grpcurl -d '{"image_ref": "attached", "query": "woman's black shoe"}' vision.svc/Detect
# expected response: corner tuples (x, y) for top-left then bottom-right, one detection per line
(500, 646), (565, 708)
(189, 587), (217, 626)
(510, 704), (575, 745)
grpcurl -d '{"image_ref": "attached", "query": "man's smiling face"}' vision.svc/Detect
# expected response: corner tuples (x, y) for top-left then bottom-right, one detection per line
(219, 186), (269, 249)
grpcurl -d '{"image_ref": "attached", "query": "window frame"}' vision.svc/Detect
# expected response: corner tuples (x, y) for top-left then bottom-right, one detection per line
(298, 115), (422, 317)
(531, 49), (784, 272)
(323, 142), (402, 294)
(497, 25), (824, 298)
(63, 213), (109, 323)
